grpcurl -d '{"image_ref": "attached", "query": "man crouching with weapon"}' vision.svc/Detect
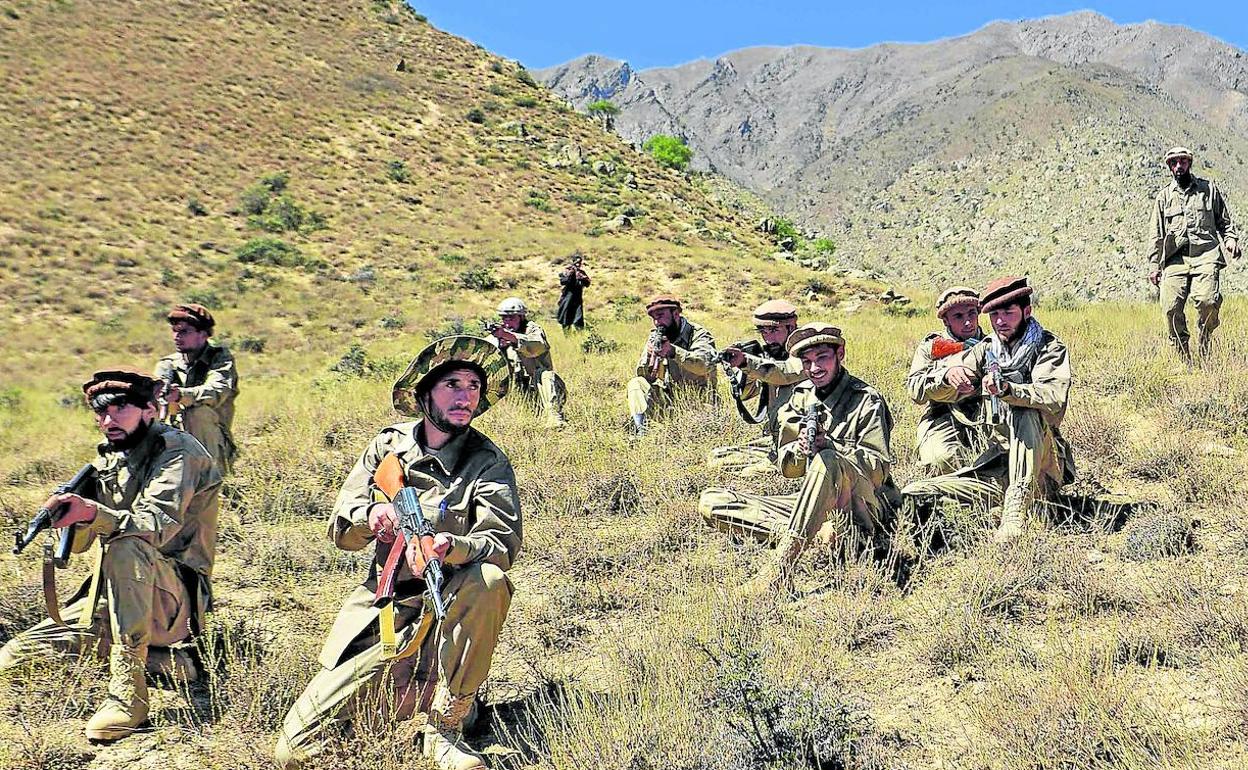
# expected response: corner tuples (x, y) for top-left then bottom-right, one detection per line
(276, 336), (521, 770)
(3, 368), (221, 741)
(708, 300), (807, 476)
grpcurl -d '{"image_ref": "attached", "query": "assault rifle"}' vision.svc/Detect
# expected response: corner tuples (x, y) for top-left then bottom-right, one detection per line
(719, 340), (766, 424)
(644, 328), (669, 382)
(801, 402), (826, 458)
(12, 463), (97, 567)
(985, 341), (1004, 427)
(372, 455), (447, 622)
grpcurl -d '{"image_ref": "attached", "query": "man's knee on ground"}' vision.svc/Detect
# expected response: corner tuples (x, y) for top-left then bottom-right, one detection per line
(697, 487), (733, 522)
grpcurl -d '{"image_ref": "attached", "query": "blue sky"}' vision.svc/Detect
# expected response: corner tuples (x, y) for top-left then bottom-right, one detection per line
(411, 1), (1247, 70)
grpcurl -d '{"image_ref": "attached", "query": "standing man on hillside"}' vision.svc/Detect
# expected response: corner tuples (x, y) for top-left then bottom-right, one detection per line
(626, 294), (717, 435)
(1147, 146), (1240, 360)
(154, 303), (238, 473)
(907, 287), (985, 473)
(699, 323), (901, 593)
(489, 297), (568, 428)
(708, 300), (807, 476)
(556, 254), (591, 331)
(276, 337), (520, 770)
(0, 368), (221, 741)
(901, 277), (1075, 543)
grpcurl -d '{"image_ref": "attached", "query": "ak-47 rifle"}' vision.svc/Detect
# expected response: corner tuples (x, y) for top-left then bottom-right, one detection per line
(157, 374), (179, 423)
(801, 402), (826, 458)
(644, 328), (669, 383)
(985, 339), (1004, 427)
(13, 463), (97, 567)
(719, 339), (766, 424)
(371, 455), (447, 622)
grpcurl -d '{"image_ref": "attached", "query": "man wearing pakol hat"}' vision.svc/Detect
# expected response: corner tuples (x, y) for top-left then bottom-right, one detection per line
(1147, 146), (1240, 360)
(708, 299), (807, 476)
(902, 276), (1074, 544)
(0, 368), (221, 741)
(276, 337), (520, 770)
(698, 323), (901, 593)
(489, 297), (568, 428)
(906, 287), (986, 473)
(154, 303), (239, 472)
(626, 293), (717, 434)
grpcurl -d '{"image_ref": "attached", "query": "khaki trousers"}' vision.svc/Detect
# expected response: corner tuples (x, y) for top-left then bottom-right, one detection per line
(699, 449), (885, 550)
(519, 367), (567, 423)
(0, 536), (192, 668)
(275, 563), (512, 769)
(706, 435), (776, 478)
(626, 376), (667, 417)
(902, 407), (1059, 522)
(1160, 262), (1222, 357)
(180, 406), (234, 474)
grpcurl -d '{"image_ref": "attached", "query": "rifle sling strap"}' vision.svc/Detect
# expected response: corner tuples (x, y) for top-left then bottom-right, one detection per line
(41, 538), (104, 628)
(379, 600), (436, 661)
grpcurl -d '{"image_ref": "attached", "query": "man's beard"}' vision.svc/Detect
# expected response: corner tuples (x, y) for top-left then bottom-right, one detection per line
(1174, 170), (1193, 187)
(105, 418), (153, 453)
(762, 341), (787, 359)
(660, 322), (680, 340)
(423, 398), (470, 437)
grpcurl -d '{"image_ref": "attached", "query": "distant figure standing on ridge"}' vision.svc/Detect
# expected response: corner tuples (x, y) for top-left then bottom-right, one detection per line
(1147, 146), (1240, 361)
(556, 253), (590, 330)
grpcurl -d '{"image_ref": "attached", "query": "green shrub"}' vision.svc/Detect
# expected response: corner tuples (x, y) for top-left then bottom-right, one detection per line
(643, 134), (693, 171)
(187, 196), (208, 216)
(260, 172), (289, 194)
(239, 183), (272, 216)
(186, 289), (222, 308)
(385, 160), (410, 183)
(524, 190), (554, 212)
(466, 108), (486, 124)
(513, 95), (538, 108)
(379, 315), (406, 330)
(457, 266), (499, 291)
(438, 252), (467, 264)
(516, 68), (536, 87)
(811, 237), (836, 255)
(235, 238), (304, 268)
(234, 336), (267, 353)
(581, 331), (620, 355)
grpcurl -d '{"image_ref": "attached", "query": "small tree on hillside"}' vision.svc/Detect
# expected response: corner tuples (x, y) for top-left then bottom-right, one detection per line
(643, 134), (692, 171)
(587, 99), (620, 130)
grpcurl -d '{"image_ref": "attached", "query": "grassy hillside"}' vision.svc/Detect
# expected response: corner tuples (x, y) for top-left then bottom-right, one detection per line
(2, 2), (1248, 770)
(0, 0), (855, 393)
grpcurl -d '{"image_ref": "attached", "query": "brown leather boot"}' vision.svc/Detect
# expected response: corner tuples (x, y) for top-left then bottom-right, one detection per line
(421, 684), (485, 770)
(86, 644), (150, 741)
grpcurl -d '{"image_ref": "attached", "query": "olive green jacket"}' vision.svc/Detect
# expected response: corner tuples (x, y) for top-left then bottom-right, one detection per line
(155, 343), (238, 452)
(776, 372), (899, 489)
(320, 421), (521, 668)
(907, 332), (982, 433)
(78, 422), (221, 630)
(635, 317), (717, 387)
(1148, 175), (1238, 269)
(498, 319), (555, 385)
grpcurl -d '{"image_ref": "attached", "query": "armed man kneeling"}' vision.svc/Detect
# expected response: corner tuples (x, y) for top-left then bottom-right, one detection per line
(901, 276), (1075, 543)
(626, 293), (717, 434)
(0, 368), (221, 741)
(276, 336), (521, 770)
(488, 296), (568, 428)
(698, 323), (901, 593)
(708, 299), (808, 477)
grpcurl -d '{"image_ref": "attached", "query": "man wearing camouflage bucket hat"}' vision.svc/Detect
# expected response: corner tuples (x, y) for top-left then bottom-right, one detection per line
(277, 336), (520, 770)
(906, 287), (986, 473)
(1, 367), (221, 742)
(154, 303), (239, 473)
(626, 293), (717, 434)
(698, 323), (901, 594)
(708, 299), (807, 476)
(901, 276), (1075, 544)
(1147, 146), (1240, 360)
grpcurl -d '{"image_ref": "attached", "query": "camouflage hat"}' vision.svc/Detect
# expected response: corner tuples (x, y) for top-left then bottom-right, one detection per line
(752, 299), (798, 326)
(786, 322), (844, 357)
(935, 286), (980, 319)
(392, 336), (510, 418)
(1164, 147), (1194, 164)
(167, 303), (215, 333)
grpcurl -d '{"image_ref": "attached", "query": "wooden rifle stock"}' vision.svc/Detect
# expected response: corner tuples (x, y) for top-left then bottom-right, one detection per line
(370, 455), (448, 622)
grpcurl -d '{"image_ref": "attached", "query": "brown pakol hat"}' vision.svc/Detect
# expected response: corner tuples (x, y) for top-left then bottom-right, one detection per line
(645, 294), (682, 314)
(935, 286), (980, 319)
(786, 322), (844, 357)
(980, 276), (1033, 313)
(752, 299), (798, 326)
(82, 367), (161, 406)
(167, 303), (215, 332)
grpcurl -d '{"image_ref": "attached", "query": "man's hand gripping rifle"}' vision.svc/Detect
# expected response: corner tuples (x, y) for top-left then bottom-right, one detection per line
(12, 463), (97, 567)
(645, 328), (669, 383)
(371, 455), (447, 622)
(801, 402), (827, 458)
(985, 342), (1004, 427)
